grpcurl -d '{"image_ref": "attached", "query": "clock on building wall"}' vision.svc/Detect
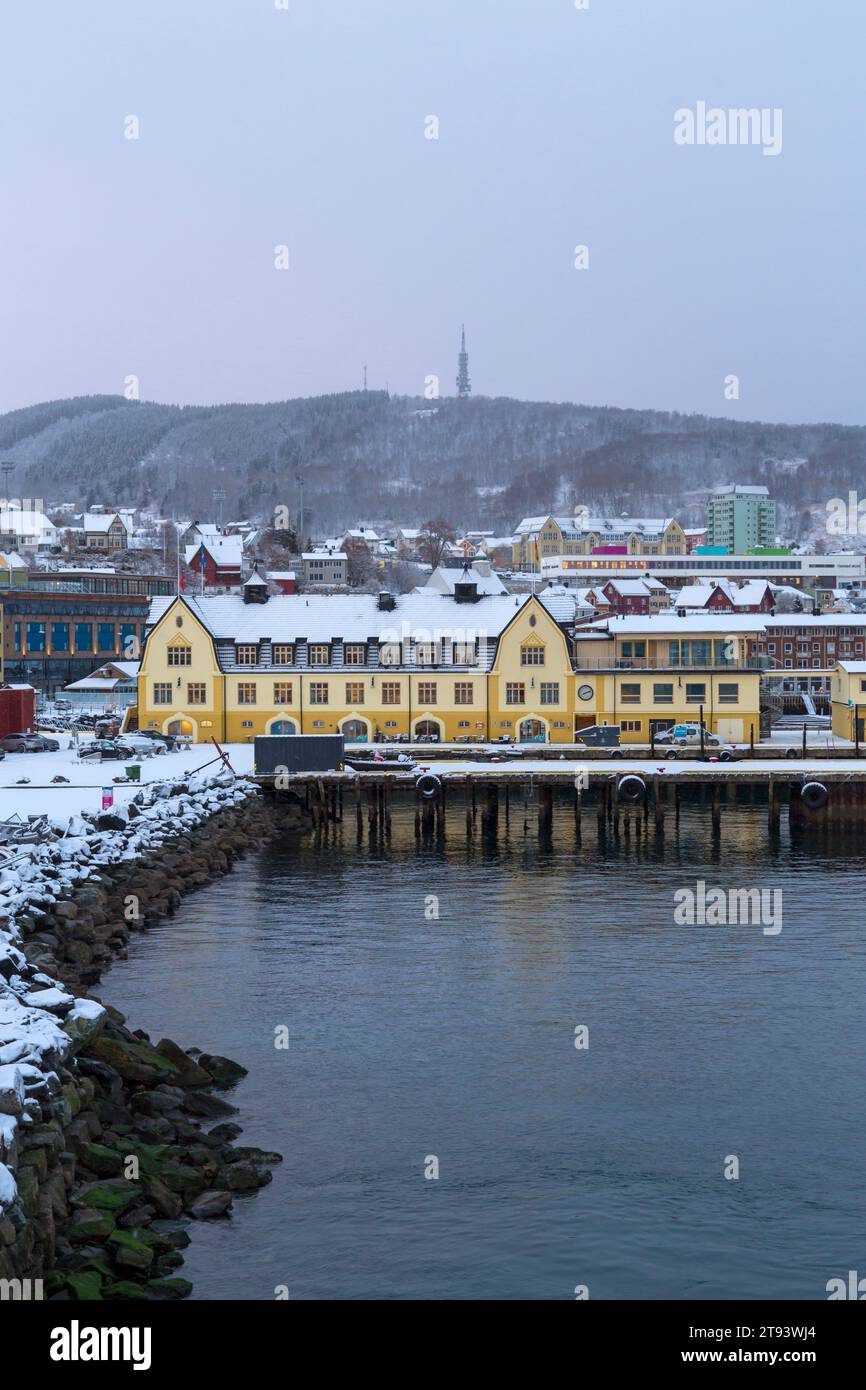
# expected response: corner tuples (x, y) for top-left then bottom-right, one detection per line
(578, 684), (594, 701)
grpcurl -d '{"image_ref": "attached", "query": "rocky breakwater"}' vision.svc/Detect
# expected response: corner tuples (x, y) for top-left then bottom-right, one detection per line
(0, 770), (310, 1299)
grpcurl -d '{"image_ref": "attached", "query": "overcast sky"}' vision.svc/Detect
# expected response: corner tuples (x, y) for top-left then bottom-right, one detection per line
(1, 0), (863, 423)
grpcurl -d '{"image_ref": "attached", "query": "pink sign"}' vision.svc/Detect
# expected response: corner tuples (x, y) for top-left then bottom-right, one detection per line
(101, 787), (114, 810)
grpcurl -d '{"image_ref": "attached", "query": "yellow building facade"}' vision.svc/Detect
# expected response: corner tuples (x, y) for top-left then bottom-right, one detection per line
(831, 661), (866, 741)
(511, 515), (686, 569)
(136, 595), (762, 746)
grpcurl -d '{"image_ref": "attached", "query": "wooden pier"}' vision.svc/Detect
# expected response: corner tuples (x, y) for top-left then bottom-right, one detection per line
(255, 762), (866, 839)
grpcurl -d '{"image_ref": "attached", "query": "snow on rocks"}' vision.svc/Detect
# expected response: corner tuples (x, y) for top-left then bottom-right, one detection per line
(0, 768), (261, 1219)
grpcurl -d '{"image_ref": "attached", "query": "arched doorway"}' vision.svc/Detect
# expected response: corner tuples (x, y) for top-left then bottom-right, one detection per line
(166, 717), (194, 738)
(268, 719), (297, 735)
(341, 718), (369, 742)
(519, 717), (546, 743)
(413, 718), (442, 742)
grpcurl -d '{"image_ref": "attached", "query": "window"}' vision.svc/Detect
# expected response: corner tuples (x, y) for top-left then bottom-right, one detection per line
(236, 644), (258, 665)
(379, 642), (401, 666)
(381, 682), (401, 705)
(653, 683), (673, 703)
(237, 682), (257, 705)
(453, 641), (477, 664)
(168, 645), (192, 666)
(718, 683), (739, 703)
(75, 623), (93, 652)
(520, 644), (545, 666)
(621, 641), (646, 659)
(415, 642), (438, 666)
(540, 682), (559, 705)
(187, 683), (206, 704)
(153, 682), (172, 705)
(308, 644), (330, 666)
(454, 682), (474, 705)
(309, 682), (329, 704)
(273, 682), (293, 703)
(686, 682), (706, 703)
(621, 719), (641, 733)
(98, 623), (115, 653)
(620, 683), (641, 703)
(505, 682), (525, 705)
(13, 622), (21, 652)
(25, 621), (45, 653)
(345, 682), (365, 704)
(241, 720), (253, 729)
(457, 719), (471, 728)
(51, 622), (70, 652)
(384, 719), (397, 728)
(344, 643), (366, 665)
(272, 644), (294, 664)
(417, 681), (437, 705)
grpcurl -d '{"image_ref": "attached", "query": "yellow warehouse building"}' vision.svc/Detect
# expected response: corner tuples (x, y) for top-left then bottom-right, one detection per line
(136, 584), (762, 746)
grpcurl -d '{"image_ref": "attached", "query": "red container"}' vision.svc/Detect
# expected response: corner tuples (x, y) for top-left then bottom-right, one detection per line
(0, 685), (36, 737)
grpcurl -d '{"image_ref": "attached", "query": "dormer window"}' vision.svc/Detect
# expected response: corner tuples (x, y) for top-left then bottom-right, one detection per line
(308, 643), (330, 665)
(272, 643), (294, 665)
(236, 643), (258, 665)
(379, 641), (401, 667)
(344, 642), (366, 665)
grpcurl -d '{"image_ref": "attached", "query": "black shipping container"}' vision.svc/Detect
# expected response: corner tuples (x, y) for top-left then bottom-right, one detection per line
(254, 734), (345, 775)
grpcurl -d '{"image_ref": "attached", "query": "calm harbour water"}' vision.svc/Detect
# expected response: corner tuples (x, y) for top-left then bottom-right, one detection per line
(104, 797), (866, 1300)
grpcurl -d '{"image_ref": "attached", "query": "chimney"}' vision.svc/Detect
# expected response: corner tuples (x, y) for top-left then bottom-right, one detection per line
(243, 563), (269, 604)
(377, 590), (396, 611)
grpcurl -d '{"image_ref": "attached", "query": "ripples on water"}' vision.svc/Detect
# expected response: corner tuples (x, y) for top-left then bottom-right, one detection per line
(104, 794), (866, 1300)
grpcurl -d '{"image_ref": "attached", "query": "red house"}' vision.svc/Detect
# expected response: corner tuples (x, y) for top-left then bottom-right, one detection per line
(601, 579), (651, 615)
(269, 570), (297, 594)
(183, 536), (243, 589)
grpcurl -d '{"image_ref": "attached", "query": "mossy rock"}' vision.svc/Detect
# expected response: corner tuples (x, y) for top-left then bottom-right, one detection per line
(159, 1164), (207, 1197)
(146, 1277), (192, 1300)
(81, 1142), (124, 1178)
(104, 1281), (152, 1301)
(65, 1271), (104, 1301)
(72, 1180), (142, 1214)
(85, 1035), (181, 1085)
(217, 1163), (272, 1193)
(197, 1053), (248, 1087)
(107, 1229), (155, 1272)
(224, 1147), (283, 1167)
(68, 1210), (116, 1244)
(156, 1250), (185, 1273)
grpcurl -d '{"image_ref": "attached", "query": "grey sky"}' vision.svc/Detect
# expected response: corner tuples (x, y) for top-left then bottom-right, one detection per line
(2, 0), (864, 423)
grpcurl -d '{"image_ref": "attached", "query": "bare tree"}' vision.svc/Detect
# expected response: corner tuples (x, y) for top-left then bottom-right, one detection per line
(418, 516), (456, 569)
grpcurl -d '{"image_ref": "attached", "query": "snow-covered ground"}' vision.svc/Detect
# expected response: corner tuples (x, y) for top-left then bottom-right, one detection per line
(1, 736), (256, 826)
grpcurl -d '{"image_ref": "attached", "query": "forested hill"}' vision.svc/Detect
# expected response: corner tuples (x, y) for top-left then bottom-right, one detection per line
(1, 391), (863, 538)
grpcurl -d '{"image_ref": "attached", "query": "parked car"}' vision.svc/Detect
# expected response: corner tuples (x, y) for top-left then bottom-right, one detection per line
(135, 730), (178, 750)
(0, 733), (59, 753)
(79, 739), (135, 761)
(116, 733), (165, 757)
(654, 723), (721, 748)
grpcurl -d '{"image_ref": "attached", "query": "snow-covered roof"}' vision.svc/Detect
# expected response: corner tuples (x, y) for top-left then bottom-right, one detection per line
(184, 535), (243, 567)
(269, 571), (296, 580)
(425, 565), (508, 596)
(146, 592), (533, 657)
(837, 661), (866, 673)
(603, 578), (653, 596)
(0, 508), (57, 538)
(82, 511), (133, 533)
(589, 614), (769, 634)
